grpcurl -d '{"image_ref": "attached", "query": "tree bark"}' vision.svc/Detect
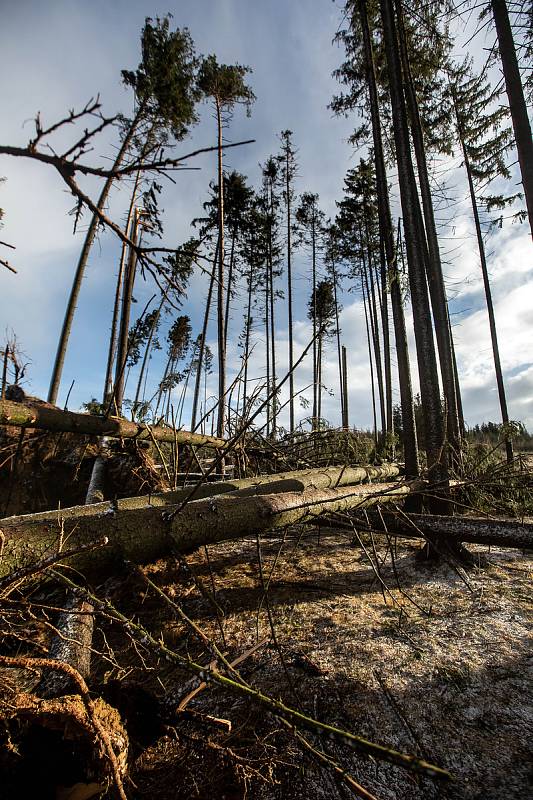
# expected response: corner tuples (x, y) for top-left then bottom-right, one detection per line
(0, 398), (229, 448)
(362, 276), (379, 448)
(395, 0), (460, 454)
(39, 447), (108, 697)
(342, 345), (349, 429)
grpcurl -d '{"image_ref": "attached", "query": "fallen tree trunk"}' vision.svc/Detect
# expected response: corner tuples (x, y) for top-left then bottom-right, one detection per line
(0, 398), (228, 449)
(0, 480), (414, 582)
(97, 463), (401, 509)
(364, 512), (533, 549)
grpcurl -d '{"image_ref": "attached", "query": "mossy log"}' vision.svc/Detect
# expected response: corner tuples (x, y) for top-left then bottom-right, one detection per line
(0, 398), (228, 449)
(0, 480), (413, 582)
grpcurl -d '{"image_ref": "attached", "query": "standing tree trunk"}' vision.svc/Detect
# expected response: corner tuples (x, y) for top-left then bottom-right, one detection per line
(132, 294), (165, 416)
(216, 100), (226, 439)
(48, 110), (143, 404)
(358, 0), (418, 476)
(102, 171), (142, 406)
(331, 259), (345, 426)
(380, 0), (447, 485)
(458, 112), (514, 463)
(285, 146), (296, 434)
(491, 0), (533, 238)
(342, 345), (349, 429)
(191, 238), (218, 431)
(268, 182), (277, 437)
(362, 277), (379, 449)
(311, 217), (318, 431)
(113, 209), (142, 415)
(366, 245), (386, 441)
(242, 238), (255, 419)
(223, 227), (237, 348)
(395, 0), (461, 457)
(379, 238), (393, 436)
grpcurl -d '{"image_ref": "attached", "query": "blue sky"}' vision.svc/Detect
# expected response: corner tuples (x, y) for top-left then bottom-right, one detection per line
(1, 0), (532, 432)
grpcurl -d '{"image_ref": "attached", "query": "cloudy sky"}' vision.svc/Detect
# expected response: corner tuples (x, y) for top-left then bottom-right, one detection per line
(0, 0), (531, 433)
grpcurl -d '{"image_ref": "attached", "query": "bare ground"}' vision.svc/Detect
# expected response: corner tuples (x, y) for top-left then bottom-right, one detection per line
(86, 528), (533, 800)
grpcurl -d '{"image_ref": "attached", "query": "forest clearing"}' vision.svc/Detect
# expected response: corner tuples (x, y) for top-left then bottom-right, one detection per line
(0, 1), (532, 798)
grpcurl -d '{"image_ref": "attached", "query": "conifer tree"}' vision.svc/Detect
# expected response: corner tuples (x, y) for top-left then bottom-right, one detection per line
(278, 130), (299, 433)
(295, 192), (326, 431)
(197, 56), (255, 438)
(48, 16), (201, 404)
(449, 59), (519, 462)
(307, 280), (337, 426)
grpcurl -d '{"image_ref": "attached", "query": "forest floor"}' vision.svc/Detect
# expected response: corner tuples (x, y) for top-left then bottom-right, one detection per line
(92, 528), (533, 800)
(1, 431), (532, 799)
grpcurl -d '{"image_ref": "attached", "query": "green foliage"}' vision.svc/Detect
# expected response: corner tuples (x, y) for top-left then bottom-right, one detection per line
(82, 398), (106, 416)
(308, 280), (337, 337)
(467, 420), (533, 451)
(167, 315), (192, 362)
(294, 192), (326, 252)
(332, 1), (454, 155)
(197, 55), (255, 114)
(335, 157), (379, 281)
(122, 15), (201, 140)
(457, 441), (533, 518)
(447, 58), (519, 215)
(127, 309), (161, 368)
(159, 238), (198, 304)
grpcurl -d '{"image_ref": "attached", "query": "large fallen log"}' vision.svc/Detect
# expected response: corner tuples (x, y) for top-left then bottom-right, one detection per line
(364, 512), (533, 549)
(88, 463), (401, 509)
(0, 398), (228, 449)
(0, 480), (414, 581)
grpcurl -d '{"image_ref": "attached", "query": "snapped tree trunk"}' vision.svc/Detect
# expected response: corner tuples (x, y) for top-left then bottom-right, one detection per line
(102, 170), (143, 405)
(38, 449), (108, 697)
(113, 208), (142, 415)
